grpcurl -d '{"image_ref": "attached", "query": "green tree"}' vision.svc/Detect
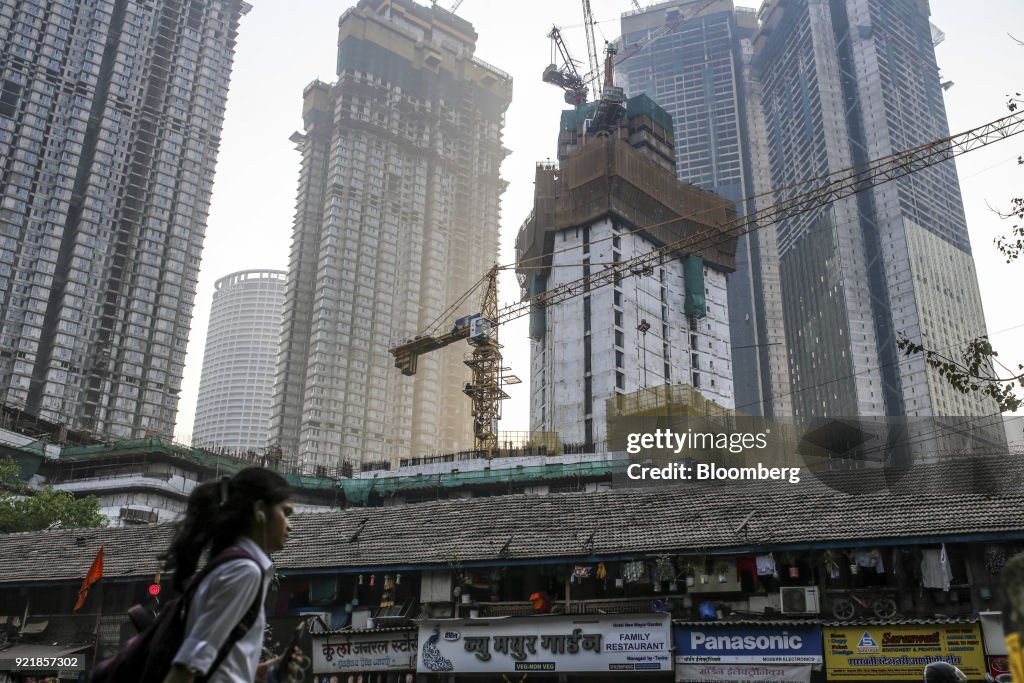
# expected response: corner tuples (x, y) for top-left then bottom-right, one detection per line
(0, 456), (106, 534)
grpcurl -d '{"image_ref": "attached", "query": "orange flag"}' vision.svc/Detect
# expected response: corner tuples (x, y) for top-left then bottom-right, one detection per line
(73, 544), (104, 611)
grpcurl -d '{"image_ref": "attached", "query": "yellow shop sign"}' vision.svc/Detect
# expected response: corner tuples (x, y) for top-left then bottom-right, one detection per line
(823, 623), (985, 680)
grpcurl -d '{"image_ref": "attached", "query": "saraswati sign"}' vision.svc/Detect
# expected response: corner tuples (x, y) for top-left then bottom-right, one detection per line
(417, 614), (672, 673)
(312, 629), (417, 673)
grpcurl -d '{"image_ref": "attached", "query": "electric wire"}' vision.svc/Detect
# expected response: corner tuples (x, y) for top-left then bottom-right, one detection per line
(418, 271), (489, 337)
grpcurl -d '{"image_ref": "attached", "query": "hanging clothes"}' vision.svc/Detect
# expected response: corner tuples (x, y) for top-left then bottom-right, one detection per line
(920, 545), (953, 591)
(855, 550), (885, 574)
(736, 557), (758, 592)
(755, 554), (776, 576)
(622, 560), (646, 584)
(571, 565), (593, 583)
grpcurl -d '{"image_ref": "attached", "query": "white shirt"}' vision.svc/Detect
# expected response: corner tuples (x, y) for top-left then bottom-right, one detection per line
(172, 536), (274, 682)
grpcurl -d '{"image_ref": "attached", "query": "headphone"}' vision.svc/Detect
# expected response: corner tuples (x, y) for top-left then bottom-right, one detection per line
(255, 505), (266, 525)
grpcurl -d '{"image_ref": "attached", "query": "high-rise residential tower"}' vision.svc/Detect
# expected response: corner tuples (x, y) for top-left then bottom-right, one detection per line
(618, 0), (791, 418)
(270, 0), (512, 467)
(619, 0), (1004, 444)
(517, 94), (737, 450)
(193, 269), (285, 452)
(0, 0), (251, 438)
(749, 0), (1001, 429)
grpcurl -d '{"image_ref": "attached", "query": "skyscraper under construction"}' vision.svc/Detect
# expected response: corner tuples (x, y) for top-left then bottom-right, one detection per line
(618, 0), (791, 418)
(618, 0), (1004, 451)
(270, 0), (512, 467)
(0, 0), (251, 438)
(750, 0), (1000, 427)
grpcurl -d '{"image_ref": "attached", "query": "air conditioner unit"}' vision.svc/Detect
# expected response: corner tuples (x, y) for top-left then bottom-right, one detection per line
(119, 507), (158, 524)
(780, 587), (820, 614)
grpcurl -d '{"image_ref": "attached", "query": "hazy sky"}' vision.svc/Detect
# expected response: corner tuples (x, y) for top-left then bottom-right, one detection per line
(173, 0), (1024, 444)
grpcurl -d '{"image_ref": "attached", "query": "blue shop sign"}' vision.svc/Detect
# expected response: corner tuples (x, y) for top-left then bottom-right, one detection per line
(675, 624), (823, 664)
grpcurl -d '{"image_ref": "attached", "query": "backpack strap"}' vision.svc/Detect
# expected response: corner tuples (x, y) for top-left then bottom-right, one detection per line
(199, 577), (264, 682)
(183, 548), (267, 682)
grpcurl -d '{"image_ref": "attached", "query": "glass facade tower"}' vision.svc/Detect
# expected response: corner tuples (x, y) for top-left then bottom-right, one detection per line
(752, 0), (1000, 427)
(619, 0), (1004, 449)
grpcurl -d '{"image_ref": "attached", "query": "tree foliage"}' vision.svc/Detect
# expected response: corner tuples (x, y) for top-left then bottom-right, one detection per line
(0, 456), (106, 534)
(897, 335), (1024, 412)
(994, 94), (1024, 262)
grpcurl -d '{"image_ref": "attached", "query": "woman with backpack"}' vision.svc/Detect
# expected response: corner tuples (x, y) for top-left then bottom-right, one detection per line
(159, 466), (304, 683)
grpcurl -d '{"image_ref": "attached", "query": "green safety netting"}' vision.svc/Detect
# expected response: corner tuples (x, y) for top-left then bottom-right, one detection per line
(54, 438), (622, 504)
(339, 460), (624, 505)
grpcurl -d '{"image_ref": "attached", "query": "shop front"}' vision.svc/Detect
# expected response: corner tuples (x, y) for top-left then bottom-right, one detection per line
(416, 613), (672, 680)
(311, 627), (417, 683)
(822, 622), (986, 680)
(979, 612), (1012, 682)
(674, 622), (823, 682)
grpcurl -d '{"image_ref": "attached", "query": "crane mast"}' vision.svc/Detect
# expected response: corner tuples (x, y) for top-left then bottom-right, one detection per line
(390, 266), (518, 457)
(581, 0), (602, 101)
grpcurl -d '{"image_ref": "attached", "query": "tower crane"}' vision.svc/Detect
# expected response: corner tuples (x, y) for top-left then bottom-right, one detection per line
(390, 109), (1024, 457)
(581, 0), (602, 101)
(542, 27), (588, 106)
(390, 266), (519, 457)
(543, 0), (720, 105)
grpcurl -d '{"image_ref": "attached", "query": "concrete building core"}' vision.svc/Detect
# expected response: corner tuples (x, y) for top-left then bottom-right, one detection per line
(517, 95), (738, 451)
(270, 0), (512, 468)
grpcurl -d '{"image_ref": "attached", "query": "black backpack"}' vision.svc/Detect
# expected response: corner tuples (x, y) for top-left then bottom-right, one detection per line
(90, 549), (264, 683)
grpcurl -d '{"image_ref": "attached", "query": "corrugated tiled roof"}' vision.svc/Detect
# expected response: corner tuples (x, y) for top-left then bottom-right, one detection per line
(673, 619), (822, 627)
(673, 617), (978, 627)
(1, 455), (1022, 584)
(819, 616), (979, 627)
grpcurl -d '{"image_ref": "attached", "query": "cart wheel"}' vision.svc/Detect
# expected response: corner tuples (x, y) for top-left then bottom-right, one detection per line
(832, 598), (855, 620)
(873, 597), (897, 619)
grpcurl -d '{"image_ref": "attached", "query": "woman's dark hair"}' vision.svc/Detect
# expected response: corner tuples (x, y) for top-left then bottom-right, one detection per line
(161, 467), (292, 589)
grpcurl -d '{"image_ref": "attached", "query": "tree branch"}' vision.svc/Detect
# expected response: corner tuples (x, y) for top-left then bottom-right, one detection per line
(896, 334), (1024, 412)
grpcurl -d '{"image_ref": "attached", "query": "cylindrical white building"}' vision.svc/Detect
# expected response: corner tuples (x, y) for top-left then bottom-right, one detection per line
(193, 270), (286, 452)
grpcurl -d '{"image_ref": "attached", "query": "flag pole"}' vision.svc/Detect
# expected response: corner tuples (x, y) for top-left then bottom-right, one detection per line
(91, 579), (104, 669)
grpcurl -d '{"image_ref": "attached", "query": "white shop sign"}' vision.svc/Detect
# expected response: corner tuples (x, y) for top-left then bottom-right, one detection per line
(676, 662), (813, 683)
(312, 630), (417, 673)
(417, 614), (671, 674)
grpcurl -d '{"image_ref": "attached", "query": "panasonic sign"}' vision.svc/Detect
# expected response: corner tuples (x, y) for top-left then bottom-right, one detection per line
(690, 632), (803, 651)
(675, 625), (823, 664)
